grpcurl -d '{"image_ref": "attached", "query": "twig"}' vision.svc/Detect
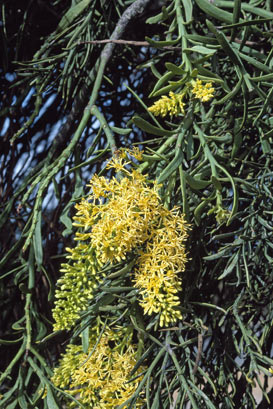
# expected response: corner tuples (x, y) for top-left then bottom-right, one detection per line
(77, 37), (258, 48)
(193, 333), (203, 375)
(77, 39), (181, 50)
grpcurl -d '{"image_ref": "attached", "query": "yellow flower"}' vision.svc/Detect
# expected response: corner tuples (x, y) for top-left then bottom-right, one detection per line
(191, 79), (214, 102)
(134, 209), (189, 327)
(148, 91), (185, 117)
(80, 163), (162, 265)
(51, 326), (145, 408)
(117, 147), (143, 161)
(52, 152), (189, 330)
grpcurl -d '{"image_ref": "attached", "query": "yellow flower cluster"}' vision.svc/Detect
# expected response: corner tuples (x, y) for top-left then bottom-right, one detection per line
(52, 246), (103, 331)
(53, 149), (189, 329)
(148, 79), (214, 117)
(134, 208), (188, 327)
(74, 158), (162, 265)
(191, 79), (215, 102)
(51, 326), (145, 408)
(148, 91), (185, 117)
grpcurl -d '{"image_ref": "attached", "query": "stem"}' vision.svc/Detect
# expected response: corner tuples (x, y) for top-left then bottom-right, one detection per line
(90, 106), (117, 155)
(77, 39), (181, 51)
(25, 294), (32, 351)
(194, 123), (222, 206)
(139, 135), (178, 172)
(0, 340), (26, 384)
(175, 0), (191, 71)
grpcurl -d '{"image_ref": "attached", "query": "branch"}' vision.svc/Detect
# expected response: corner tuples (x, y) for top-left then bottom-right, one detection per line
(101, 0), (152, 62)
(50, 0), (153, 155)
(77, 37), (258, 48)
(77, 39), (181, 51)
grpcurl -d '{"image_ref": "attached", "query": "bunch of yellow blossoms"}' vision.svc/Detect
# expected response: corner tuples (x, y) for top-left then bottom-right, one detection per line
(53, 148), (189, 330)
(148, 79), (214, 117)
(191, 79), (215, 102)
(148, 91), (185, 117)
(51, 325), (145, 408)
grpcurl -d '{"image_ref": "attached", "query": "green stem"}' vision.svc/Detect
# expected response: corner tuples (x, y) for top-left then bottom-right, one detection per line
(0, 340), (26, 384)
(179, 166), (190, 220)
(25, 294), (32, 351)
(175, 0), (191, 71)
(194, 123), (222, 206)
(10, 80), (43, 145)
(29, 345), (53, 376)
(139, 135), (177, 172)
(90, 106), (117, 154)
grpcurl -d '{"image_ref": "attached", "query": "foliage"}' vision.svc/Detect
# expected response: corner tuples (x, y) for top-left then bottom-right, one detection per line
(0, 0), (273, 408)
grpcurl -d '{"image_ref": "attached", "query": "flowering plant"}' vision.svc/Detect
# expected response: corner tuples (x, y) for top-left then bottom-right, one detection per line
(49, 148), (189, 406)
(53, 149), (189, 331)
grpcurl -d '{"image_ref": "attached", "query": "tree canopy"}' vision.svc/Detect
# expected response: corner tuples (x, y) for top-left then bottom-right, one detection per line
(1, 1), (273, 408)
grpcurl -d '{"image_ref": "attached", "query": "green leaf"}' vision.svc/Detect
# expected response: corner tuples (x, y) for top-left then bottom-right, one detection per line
(228, 1), (273, 19)
(185, 34), (218, 45)
(218, 252), (240, 280)
(0, 336), (23, 345)
(56, 0), (92, 33)
(219, 17), (272, 29)
(194, 199), (209, 226)
(185, 172), (210, 190)
(18, 395), (28, 409)
(46, 386), (59, 409)
(150, 81), (185, 98)
(12, 316), (25, 331)
(181, 0), (193, 23)
(145, 36), (181, 48)
(195, 0), (234, 23)
(33, 211), (43, 270)
(184, 45), (217, 55)
(35, 320), (48, 342)
(132, 116), (176, 137)
(165, 62), (186, 75)
(41, 266), (55, 302)
(214, 75), (243, 105)
(110, 126), (132, 135)
(60, 210), (73, 236)
(157, 152), (183, 184)
(206, 20), (243, 67)
(7, 401), (19, 409)
(203, 247), (230, 260)
(149, 71), (174, 97)
(52, 177), (60, 200)
(146, 5), (172, 24)
(81, 326), (89, 353)
(211, 175), (222, 191)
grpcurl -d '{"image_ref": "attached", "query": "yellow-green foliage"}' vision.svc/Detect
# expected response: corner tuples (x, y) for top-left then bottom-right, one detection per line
(53, 149), (189, 331)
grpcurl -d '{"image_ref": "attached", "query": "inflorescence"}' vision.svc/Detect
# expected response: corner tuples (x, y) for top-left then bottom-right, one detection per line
(52, 148), (189, 331)
(51, 324), (145, 408)
(148, 79), (214, 117)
